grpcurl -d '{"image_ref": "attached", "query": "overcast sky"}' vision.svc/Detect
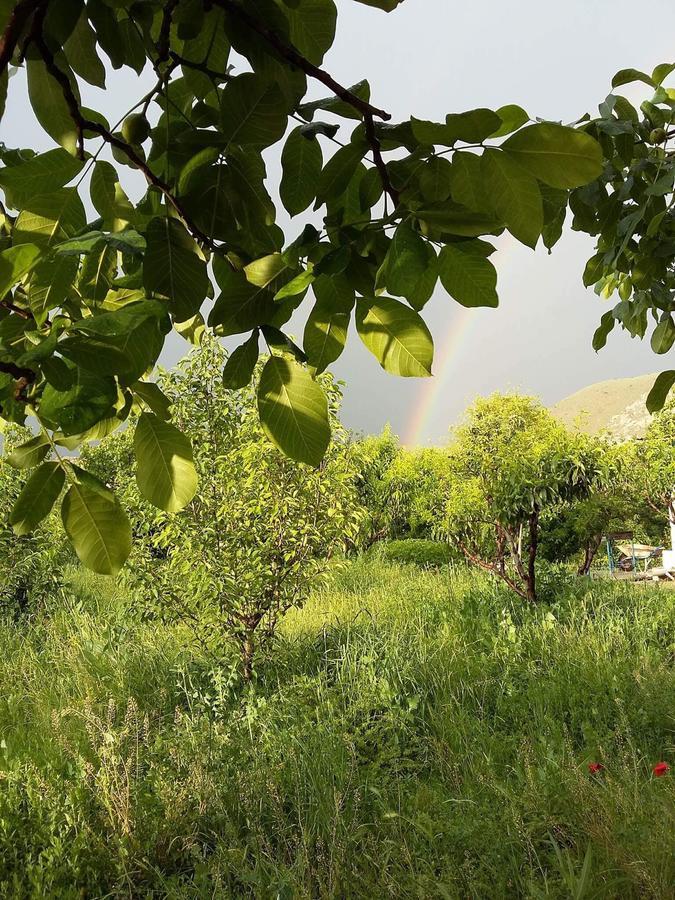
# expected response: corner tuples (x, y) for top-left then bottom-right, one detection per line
(3, 0), (675, 444)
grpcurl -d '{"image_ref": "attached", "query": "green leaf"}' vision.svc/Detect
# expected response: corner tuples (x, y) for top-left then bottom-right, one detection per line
(491, 104), (529, 137)
(280, 127), (323, 215)
(481, 149), (543, 248)
(646, 370), (675, 413)
(283, 0), (337, 65)
(274, 267), (314, 300)
(411, 109), (501, 146)
(90, 160), (134, 226)
(592, 310), (615, 351)
(72, 301), (167, 337)
(502, 123), (603, 189)
(416, 203), (502, 237)
(10, 462), (64, 535)
(65, 9), (106, 87)
(447, 151), (489, 212)
(316, 143), (367, 204)
(26, 57), (81, 154)
(257, 356), (330, 465)
(0, 149), (84, 209)
(419, 156), (454, 202)
(304, 298), (351, 374)
(13, 188), (86, 248)
(220, 73), (288, 149)
(385, 222), (431, 301)
(134, 413), (198, 513)
(78, 245), (117, 302)
(61, 467), (131, 575)
(438, 242), (499, 308)
(209, 260), (276, 335)
(355, 296), (433, 377)
(7, 433), (50, 469)
(244, 253), (288, 288)
(39, 363), (117, 436)
(222, 330), (260, 389)
(0, 244), (41, 297)
(28, 254), (79, 320)
(611, 68), (655, 89)
(132, 381), (172, 420)
(298, 80), (370, 122)
(651, 316), (675, 354)
(143, 217), (208, 321)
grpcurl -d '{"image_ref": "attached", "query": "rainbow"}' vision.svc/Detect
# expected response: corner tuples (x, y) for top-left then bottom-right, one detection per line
(403, 240), (515, 446)
(403, 305), (474, 446)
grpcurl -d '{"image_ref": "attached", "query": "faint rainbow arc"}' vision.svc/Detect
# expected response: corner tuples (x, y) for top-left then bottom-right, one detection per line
(403, 240), (516, 446)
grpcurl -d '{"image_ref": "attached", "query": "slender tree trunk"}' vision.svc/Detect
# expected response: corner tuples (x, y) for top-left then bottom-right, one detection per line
(526, 509), (539, 602)
(577, 533), (602, 576)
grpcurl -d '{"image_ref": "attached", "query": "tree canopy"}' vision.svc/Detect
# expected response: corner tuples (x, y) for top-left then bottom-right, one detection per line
(0, 0), (673, 572)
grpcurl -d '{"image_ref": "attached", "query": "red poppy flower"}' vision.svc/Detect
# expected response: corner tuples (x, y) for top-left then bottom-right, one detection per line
(588, 762), (604, 774)
(653, 762), (669, 777)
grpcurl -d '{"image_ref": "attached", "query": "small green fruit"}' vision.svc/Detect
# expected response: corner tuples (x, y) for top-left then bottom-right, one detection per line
(649, 127), (667, 144)
(121, 113), (151, 145)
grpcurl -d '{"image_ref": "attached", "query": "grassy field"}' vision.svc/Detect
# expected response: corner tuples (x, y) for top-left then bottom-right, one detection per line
(0, 559), (673, 898)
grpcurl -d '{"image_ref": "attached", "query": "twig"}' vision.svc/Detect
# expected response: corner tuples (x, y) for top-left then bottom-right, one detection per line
(0, 299), (33, 320)
(0, 360), (36, 383)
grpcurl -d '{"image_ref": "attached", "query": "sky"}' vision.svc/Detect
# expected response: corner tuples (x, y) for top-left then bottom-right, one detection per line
(2, 0), (675, 445)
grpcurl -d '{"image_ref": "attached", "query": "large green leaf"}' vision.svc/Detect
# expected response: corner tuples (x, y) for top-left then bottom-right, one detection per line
(257, 356), (330, 466)
(209, 260), (276, 335)
(283, 0), (337, 64)
(280, 127), (323, 216)
(222, 330), (260, 389)
(481, 149), (543, 248)
(502, 123), (603, 189)
(0, 149), (84, 209)
(438, 242), (499, 308)
(13, 188), (86, 248)
(316, 143), (367, 203)
(39, 363), (117, 435)
(356, 296), (433, 377)
(143, 217), (208, 321)
(61, 467), (131, 575)
(132, 381), (172, 420)
(220, 73), (288, 149)
(90, 160), (134, 227)
(10, 462), (65, 535)
(646, 371), (675, 413)
(134, 413), (198, 513)
(7, 433), (50, 469)
(304, 300), (351, 374)
(411, 109), (501, 146)
(64, 9), (106, 87)
(26, 57), (81, 154)
(447, 151), (489, 212)
(28, 254), (79, 321)
(0, 244), (41, 297)
(385, 222), (431, 301)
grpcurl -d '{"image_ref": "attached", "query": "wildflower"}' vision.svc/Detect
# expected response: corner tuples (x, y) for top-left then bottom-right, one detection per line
(588, 762), (604, 774)
(653, 762), (669, 777)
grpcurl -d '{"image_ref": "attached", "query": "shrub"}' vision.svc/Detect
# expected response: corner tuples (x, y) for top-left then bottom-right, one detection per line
(374, 539), (453, 568)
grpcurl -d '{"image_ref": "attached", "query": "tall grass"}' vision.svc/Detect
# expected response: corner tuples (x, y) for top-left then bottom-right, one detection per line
(0, 560), (672, 897)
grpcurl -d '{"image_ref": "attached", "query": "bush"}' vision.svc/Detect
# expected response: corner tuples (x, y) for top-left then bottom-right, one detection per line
(375, 539), (453, 568)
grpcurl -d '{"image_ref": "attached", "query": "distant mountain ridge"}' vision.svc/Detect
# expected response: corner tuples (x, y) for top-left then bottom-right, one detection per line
(550, 373), (658, 440)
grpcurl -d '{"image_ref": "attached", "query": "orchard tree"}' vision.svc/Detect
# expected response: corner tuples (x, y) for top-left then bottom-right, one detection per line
(384, 446), (452, 539)
(84, 337), (362, 679)
(351, 426), (400, 547)
(624, 401), (675, 541)
(0, 0), (671, 574)
(444, 395), (610, 602)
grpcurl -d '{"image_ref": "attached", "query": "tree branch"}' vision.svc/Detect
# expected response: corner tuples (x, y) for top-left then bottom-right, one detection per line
(0, 359), (36, 383)
(211, 0), (400, 207)
(0, 0), (46, 77)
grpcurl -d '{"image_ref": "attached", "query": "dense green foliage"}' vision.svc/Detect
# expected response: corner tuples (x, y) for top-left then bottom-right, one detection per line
(0, 561), (672, 897)
(372, 538), (453, 567)
(2, 0), (672, 573)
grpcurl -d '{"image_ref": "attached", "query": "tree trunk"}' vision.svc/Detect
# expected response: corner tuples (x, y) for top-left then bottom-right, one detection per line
(241, 633), (255, 681)
(577, 533), (602, 576)
(525, 509), (539, 602)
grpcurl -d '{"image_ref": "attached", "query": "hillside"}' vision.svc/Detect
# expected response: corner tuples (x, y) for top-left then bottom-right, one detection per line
(550, 373), (658, 440)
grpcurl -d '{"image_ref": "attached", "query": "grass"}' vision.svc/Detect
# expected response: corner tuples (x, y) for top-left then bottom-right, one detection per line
(0, 559), (673, 898)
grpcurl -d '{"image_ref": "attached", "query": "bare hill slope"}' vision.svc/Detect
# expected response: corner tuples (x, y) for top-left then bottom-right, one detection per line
(550, 373), (658, 440)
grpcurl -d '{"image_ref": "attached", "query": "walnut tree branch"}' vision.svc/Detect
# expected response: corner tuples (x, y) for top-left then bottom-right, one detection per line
(211, 0), (400, 206)
(0, 0), (47, 77)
